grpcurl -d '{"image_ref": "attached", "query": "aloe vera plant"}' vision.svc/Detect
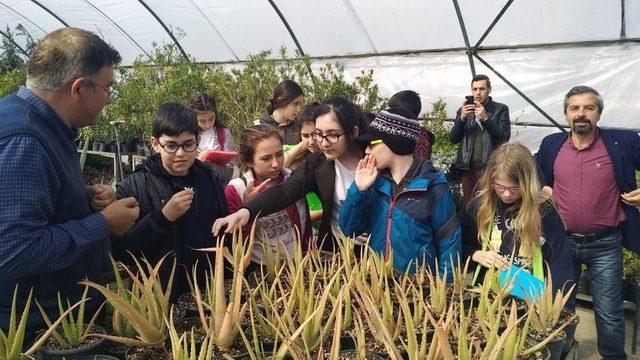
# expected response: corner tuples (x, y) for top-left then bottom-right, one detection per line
(0, 286), (87, 360)
(36, 286), (103, 348)
(167, 306), (215, 360)
(192, 231), (252, 350)
(81, 254), (175, 347)
(267, 265), (343, 358)
(528, 265), (577, 335)
(426, 259), (449, 315)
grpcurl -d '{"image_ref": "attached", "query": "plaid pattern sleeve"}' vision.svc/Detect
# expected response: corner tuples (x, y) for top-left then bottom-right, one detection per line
(0, 135), (109, 280)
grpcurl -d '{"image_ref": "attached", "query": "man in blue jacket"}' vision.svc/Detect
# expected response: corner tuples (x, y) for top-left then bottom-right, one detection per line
(0, 28), (139, 336)
(536, 86), (640, 359)
(339, 108), (461, 278)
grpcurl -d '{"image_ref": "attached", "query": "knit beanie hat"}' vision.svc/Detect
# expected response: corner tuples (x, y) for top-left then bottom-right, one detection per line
(356, 108), (422, 155)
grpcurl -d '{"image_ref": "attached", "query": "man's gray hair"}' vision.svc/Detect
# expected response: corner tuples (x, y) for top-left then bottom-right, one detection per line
(26, 27), (121, 91)
(563, 86), (604, 114)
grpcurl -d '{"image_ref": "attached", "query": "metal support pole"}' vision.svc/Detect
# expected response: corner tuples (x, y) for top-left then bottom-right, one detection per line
(473, 53), (566, 132)
(267, 0), (315, 81)
(452, 0), (475, 76)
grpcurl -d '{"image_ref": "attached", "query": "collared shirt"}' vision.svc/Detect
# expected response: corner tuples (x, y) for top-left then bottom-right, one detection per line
(0, 87), (109, 281)
(553, 130), (626, 233)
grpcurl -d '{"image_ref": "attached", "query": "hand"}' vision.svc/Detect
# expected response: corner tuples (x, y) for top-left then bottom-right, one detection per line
(472, 250), (509, 270)
(162, 189), (195, 222)
(243, 178), (271, 203)
(212, 208), (251, 236)
(89, 184), (115, 211)
(101, 197), (140, 236)
(621, 188), (640, 208)
(460, 103), (476, 120)
(355, 155), (379, 191)
(542, 186), (553, 197)
(474, 101), (487, 121)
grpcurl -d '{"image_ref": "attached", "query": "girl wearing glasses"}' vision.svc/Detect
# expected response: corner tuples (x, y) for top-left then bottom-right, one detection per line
(461, 143), (573, 295)
(213, 97), (369, 252)
(225, 125), (312, 266)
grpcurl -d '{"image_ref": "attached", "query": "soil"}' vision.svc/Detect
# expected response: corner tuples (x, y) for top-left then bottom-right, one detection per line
(173, 317), (207, 344)
(529, 328), (565, 342)
(322, 349), (386, 359)
(211, 335), (249, 358)
(41, 325), (104, 351)
(517, 346), (550, 360)
(126, 346), (171, 360)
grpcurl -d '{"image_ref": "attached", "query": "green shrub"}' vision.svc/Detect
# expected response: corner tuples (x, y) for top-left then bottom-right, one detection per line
(89, 43), (385, 147)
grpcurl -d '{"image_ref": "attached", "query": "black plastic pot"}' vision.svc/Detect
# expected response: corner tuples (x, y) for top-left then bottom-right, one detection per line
(560, 312), (580, 359)
(109, 143), (118, 153)
(37, 324), (107, 359)
(103, 340), (129, 360)
(528, 329), (565, 360)
(92, 142), (101, 151)
(98, 143), (108, 152)
(74, 355), (120, 360)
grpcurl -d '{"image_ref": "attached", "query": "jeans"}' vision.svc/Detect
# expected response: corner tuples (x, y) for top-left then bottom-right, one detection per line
(572, 230), (626, 360)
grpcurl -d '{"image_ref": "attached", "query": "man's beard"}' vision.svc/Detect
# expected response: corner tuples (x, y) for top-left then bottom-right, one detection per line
(571, 118), (594, 135)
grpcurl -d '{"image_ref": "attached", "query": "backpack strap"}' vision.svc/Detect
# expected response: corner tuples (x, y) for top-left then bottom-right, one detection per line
(216, 127), (226, 149)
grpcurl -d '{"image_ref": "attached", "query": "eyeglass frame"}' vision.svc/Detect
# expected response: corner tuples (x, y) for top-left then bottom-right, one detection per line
(491, 182), (521, 195)
(311, 131), (345, 145)
(157, 140), (199, 154)
(85, 79), (118, 101)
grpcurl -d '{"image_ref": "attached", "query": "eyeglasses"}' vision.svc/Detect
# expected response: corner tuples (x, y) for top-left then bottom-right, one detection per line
(311, 131), (345, 144)
(87, 79), (118, 101)
(491, 182), (521, 195)
(158, 140), (198, 154)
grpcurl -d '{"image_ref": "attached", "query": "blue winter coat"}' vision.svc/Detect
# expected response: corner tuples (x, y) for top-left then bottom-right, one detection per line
(339, 159), (461, 277)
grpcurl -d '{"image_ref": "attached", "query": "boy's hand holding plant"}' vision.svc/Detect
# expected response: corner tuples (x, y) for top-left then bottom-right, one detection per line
(355, 154), (379, 191)
(162, 188), (195, 222)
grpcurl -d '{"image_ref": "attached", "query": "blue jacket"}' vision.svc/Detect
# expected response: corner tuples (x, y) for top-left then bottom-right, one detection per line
(339, 158), (461, 277)
(0, 87), (109, 334)
(535, 128), (640, 254)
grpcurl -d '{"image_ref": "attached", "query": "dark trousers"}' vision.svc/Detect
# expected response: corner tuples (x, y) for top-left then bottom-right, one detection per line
(460, 169), (483, 208)
(572, 231), (626, 359)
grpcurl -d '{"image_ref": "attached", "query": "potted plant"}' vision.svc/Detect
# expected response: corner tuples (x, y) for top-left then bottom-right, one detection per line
(1, 285), (87, 360)
(526, 270), (578, 360)
(36, 287), (106, 359)
(81, 255), (175, 359)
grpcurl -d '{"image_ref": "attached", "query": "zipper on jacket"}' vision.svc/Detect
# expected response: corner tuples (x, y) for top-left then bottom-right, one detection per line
(382, 187), (429, 262)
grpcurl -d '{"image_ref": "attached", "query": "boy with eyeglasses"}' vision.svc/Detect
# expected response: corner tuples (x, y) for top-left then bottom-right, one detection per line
(114, 102), (229, 299)
(339, 108), (461, 277)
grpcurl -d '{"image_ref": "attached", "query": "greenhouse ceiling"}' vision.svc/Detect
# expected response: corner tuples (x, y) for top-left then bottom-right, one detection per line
(0, 0), (638, 142)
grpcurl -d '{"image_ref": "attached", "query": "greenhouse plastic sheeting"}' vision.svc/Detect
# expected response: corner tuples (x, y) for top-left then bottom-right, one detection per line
(0, 0), (637, 147)
(331, 43), (640, 129)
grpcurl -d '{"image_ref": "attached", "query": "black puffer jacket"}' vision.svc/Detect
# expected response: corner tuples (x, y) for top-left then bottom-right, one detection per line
(113, 155), (229, 297)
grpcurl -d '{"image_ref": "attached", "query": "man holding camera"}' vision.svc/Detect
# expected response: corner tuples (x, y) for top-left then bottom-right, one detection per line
(450, 74), (510, 206)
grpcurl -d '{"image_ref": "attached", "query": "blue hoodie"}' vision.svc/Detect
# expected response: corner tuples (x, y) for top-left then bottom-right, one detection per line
(339, 158), (461, 277)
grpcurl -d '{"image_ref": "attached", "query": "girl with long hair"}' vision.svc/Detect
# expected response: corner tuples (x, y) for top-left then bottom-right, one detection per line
(191, 92), (233, 151)
(224, 125), (311, 265)
(461, 143), (574, 294)
(256, 80), (305, 145)
(214, 97), (369, 252)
